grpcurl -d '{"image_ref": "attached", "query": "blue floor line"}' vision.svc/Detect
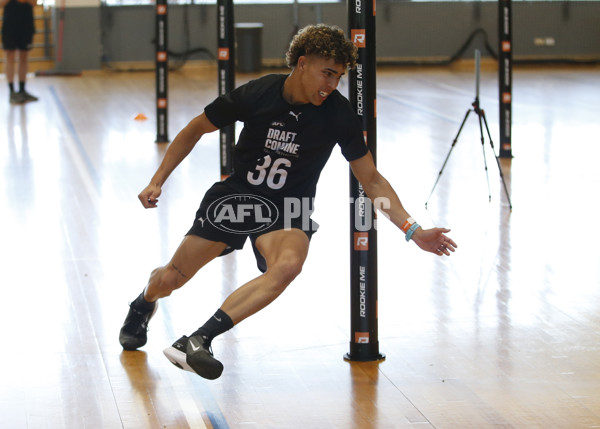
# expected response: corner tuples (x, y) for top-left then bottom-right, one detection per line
(50, 85), (102, 193)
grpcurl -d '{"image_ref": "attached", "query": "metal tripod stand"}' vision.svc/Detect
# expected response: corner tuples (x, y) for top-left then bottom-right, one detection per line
(425, 50), (513, 210)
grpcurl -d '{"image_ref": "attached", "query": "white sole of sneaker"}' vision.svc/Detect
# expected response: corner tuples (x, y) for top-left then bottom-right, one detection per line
(163, 346), (196, 373)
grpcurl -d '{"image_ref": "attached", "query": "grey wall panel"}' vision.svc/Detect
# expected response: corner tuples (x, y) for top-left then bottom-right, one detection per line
(54, 1), (600, 71)
(53, 7), (102, 71)
(100, 6), (156, 62)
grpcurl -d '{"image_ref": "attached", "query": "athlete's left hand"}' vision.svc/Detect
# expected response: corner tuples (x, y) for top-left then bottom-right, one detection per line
(411, 227), (457, 256)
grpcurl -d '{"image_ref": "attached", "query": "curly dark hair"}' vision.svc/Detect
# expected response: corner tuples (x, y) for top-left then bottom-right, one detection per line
(286, 24), (358, 70)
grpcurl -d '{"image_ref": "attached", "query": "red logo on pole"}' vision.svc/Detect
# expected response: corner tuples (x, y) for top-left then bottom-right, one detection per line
(218, 48), (230, 60)
(502, 41), (511, 52)
(355, 332), (370, 343)
(157, 4), (166, 15)
(354, 232), (369, 250)
(502, 92), (512, 103)
(157, 98), (167, 109)
(157, 51), (167, 62)
(351, 29), (366, 48)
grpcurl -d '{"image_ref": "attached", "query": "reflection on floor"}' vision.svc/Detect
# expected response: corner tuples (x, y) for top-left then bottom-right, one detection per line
(1, 65), (599, 428)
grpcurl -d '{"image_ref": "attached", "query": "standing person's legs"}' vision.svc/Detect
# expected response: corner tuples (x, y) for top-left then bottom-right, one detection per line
(5, 50), (16, 85)
(4, 50), (18, 103)
(17, 49), (28, 85)
(119, 235), (228, 350)
(16, 48), (38, 102)
(163, 228), (310, 379)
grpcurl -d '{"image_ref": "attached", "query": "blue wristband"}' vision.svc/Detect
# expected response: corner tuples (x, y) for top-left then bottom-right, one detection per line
(405, 222), (420, 242)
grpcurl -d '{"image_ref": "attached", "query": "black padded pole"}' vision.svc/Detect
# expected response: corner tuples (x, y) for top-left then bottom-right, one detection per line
(346, 0), (384, 362)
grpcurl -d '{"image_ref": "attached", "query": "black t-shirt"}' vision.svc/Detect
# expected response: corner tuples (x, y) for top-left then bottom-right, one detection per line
(205, 74), (368, 202)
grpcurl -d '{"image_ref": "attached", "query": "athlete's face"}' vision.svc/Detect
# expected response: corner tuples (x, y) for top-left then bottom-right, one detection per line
(297, 55), (345, 106)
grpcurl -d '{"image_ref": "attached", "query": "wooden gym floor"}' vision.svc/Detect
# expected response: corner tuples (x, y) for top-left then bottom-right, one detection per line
(1, 63), (599, 428)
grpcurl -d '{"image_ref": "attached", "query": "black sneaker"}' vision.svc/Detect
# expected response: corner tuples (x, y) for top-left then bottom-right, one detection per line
(9, 92), (23, 104)
(20, 91), (39, 103)
(119, 300), (158, 350)
(163, 335), (224, 380)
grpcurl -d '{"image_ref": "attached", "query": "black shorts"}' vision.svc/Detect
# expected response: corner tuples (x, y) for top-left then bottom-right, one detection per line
(2, 32), (33, 51)
(187, 179), (319, 272)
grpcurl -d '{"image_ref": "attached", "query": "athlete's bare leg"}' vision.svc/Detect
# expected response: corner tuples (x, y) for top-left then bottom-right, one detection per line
(220, 228), (310, 324)
(120, 235), (227, 350)
(144, 235), (228, 302)
(161, 228), (309, 377)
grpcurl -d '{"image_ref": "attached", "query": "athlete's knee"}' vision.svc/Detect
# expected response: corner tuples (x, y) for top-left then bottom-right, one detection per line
(149, 264), (188, 297)
(268, 255), (304, 287)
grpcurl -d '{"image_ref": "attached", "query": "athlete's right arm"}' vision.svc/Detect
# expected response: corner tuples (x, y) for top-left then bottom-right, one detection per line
(138, 113), (218, 208)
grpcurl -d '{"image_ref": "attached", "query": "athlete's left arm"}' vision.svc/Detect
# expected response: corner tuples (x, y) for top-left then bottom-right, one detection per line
(349, 152), (457, 256)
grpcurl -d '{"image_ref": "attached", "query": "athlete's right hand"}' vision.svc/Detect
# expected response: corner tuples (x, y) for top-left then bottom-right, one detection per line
(138, 184), (162, 208)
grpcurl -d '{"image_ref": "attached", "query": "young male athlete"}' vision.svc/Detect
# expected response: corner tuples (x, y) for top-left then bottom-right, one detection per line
(119, 24), (457, 380)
